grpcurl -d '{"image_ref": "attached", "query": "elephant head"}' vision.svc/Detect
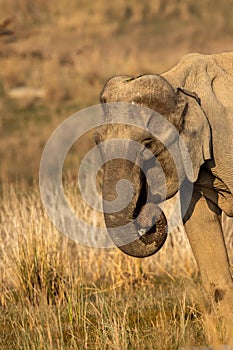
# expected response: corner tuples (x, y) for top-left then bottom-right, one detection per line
(96, 74), (211, 258)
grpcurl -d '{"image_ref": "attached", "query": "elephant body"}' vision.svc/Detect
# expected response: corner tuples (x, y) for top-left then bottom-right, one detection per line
(97, 52), (233, 343)
(163, 53), (233, 213)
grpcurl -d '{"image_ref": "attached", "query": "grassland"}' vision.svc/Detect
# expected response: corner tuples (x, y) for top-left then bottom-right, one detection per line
(0, 1), (233, 349)
(0, 183), (232, 349)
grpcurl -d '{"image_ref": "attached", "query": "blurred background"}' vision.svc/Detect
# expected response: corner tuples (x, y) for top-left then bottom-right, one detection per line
(0, 0), (233, 183)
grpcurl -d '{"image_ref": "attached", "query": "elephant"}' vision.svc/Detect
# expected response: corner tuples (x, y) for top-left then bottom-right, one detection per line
(95, 52), (233, 343)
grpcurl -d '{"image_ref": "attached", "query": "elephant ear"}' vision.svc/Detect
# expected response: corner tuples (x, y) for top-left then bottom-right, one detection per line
(178, 94), (212, 182)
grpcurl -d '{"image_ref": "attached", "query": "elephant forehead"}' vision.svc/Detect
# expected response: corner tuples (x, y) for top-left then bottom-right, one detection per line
(96, 123), (151, 141)
(101, 101), (154, 125)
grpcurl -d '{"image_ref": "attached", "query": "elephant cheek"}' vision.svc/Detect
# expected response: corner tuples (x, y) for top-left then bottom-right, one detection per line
(146, 145), (185, 200)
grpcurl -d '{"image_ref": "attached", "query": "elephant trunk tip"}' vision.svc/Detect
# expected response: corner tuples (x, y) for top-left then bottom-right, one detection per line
(117, 203), (168, 258)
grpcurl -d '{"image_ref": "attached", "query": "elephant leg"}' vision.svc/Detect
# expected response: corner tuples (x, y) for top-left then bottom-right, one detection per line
(182, 193), (233, 344)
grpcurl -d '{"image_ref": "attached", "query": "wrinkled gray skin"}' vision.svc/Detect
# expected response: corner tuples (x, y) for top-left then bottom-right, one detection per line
(96, 52), (233, 342)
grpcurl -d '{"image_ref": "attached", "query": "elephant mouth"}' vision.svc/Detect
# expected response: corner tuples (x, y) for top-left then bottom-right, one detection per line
(135, 201), (167, 248)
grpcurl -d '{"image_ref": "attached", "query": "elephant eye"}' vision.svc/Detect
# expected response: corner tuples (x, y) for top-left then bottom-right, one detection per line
(141, 138), (164, 156)
(142, 138), (154, 149)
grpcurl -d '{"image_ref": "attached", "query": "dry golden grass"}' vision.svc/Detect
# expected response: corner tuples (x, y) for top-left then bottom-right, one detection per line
(0, 182), (232, 349)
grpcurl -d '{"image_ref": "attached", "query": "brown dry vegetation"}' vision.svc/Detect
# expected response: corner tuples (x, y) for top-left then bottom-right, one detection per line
(0, 182), (232, 349)
(0, 1), (233, 349)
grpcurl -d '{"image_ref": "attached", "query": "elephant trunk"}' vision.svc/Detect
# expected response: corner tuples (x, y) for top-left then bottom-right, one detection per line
(102, 159), (167, 258)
